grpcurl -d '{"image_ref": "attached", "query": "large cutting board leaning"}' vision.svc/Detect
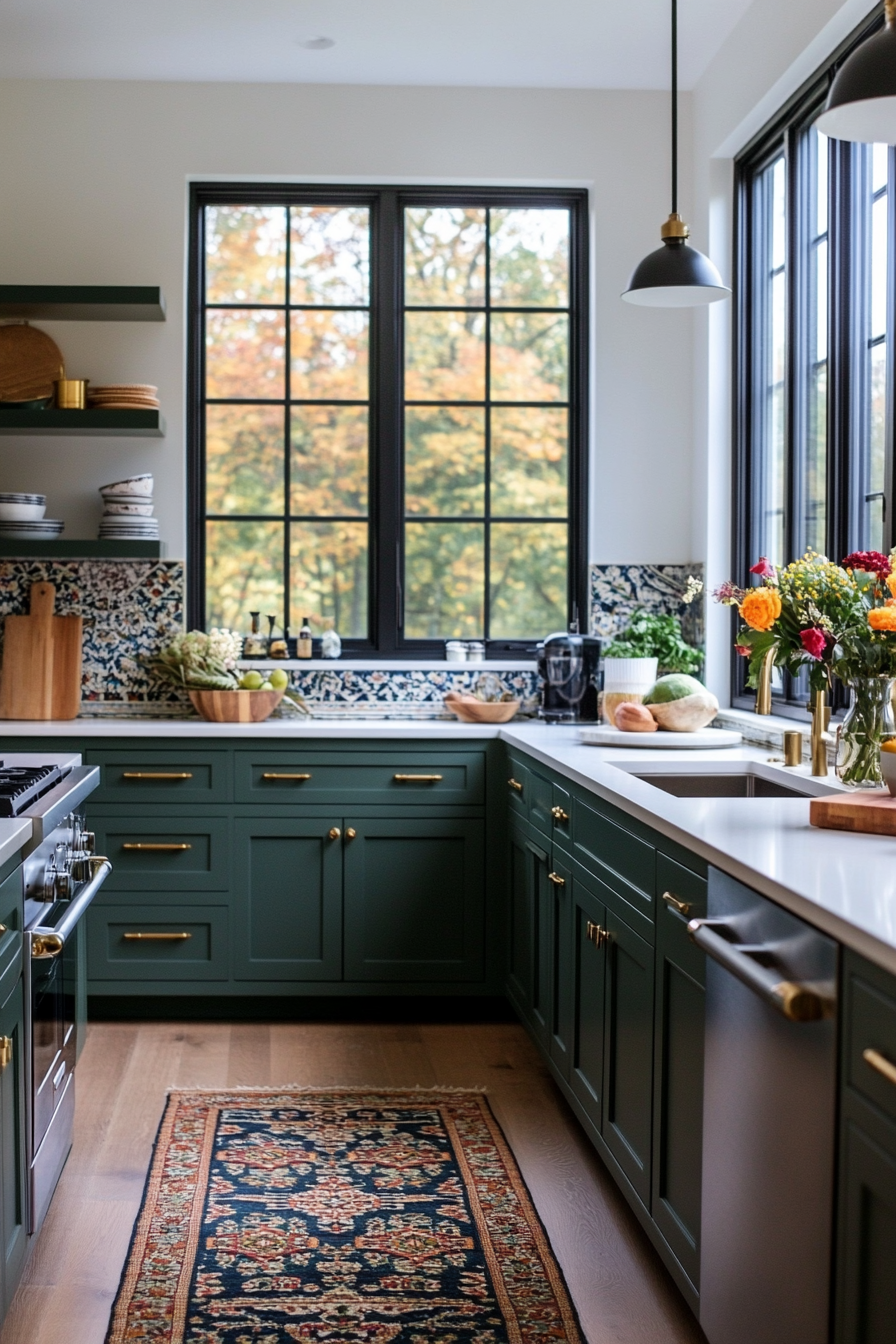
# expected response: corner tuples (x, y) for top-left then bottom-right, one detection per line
(0, 582), (82, 720)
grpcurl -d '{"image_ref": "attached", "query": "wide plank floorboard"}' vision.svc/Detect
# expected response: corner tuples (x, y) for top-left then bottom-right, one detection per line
(0, 1018), (705, 1344)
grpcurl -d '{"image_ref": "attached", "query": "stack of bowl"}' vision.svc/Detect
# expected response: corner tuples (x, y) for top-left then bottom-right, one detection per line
(0, 493), (63, 541)
(98, 475), (158, 540)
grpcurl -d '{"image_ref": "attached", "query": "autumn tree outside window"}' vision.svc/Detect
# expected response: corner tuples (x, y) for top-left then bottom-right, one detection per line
(187, 185), (589, 656)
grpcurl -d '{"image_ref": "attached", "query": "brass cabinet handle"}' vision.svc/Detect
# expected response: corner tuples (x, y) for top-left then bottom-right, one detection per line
(122, 932), (192, 942)
(863, 1047), (896, 1087)
(121, 843), (192, 852)
(262, 772), (312, 781)
(32, 934), (63, 959)
(551, 805), (569, 823)
(548, 871), (565, 887)
(345, 827), (357, 841)
(122, 772), (194, 780)
(0, 1037), (12, 1072)
(508, 778), (523, 792)
(663, 891), (691, 916)
(393, 774), (443, 782)
(0, 925), (8, 937)
(586, 920), (610, 948)
(328, 827), (341, 841)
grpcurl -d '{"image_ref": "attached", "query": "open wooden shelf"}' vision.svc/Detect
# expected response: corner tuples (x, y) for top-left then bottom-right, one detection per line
(0, 408), (164, 437)
(0, 286), (166, 321)
(0, 541), (166, 559)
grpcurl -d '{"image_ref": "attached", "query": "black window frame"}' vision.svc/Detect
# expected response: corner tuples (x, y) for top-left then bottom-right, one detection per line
(187, 183), (589, 657)
(732, 4), (896, 715)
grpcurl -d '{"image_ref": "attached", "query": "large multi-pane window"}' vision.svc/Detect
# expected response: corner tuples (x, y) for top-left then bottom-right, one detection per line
(735, 17), (895, 711)
(188, 187), (587, 653)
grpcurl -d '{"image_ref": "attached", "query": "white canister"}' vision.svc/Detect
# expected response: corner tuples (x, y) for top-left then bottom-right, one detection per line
(445, 641), (467, 662)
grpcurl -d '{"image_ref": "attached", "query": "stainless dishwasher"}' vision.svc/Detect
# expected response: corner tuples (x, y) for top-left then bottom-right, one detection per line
(689, 867), (838, 1344)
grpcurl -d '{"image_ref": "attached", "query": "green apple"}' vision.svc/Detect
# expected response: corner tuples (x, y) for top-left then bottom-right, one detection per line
(269, 668), (289, 690)
(239, 670), (263, 690)
(259, 680), (273, 690)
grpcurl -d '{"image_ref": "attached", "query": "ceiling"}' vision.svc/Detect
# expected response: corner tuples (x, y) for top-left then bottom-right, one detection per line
(0, 0), (757, 88)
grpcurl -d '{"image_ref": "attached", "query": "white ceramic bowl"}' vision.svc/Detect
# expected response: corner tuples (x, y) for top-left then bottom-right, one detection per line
(0, 502), (46, 521)
(99, 474), (153, 497)
(0, 492), (45, 504)
(103, 502), (154, 516)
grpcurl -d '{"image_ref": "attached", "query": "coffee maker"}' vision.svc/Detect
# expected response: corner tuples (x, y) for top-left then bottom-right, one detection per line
(537, 630), (603, 722)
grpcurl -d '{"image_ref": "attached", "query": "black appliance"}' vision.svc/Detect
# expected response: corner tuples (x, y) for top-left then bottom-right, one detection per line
(537, 631), (603, 722)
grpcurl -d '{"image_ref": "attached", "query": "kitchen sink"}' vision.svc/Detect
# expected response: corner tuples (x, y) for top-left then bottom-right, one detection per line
(615, 762), (838, 799)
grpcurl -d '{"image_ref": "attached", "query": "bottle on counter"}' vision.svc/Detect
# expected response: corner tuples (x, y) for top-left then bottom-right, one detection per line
(297, 616), (313, 659)
(243, 611), (267, 658)
(269, 623), (289, 659)
(266, 614), (277, 654)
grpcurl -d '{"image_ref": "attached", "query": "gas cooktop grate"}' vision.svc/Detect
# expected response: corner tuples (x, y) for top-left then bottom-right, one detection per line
(0, 766), (64, 817)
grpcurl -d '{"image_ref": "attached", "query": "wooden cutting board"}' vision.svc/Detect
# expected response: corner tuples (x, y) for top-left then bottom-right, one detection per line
(810, 790), (896, 835)
(0, 583), (82, 720)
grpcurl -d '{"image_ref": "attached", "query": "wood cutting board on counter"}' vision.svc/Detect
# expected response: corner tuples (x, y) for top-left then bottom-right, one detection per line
(0, 582), (82, 720)
(809, 790), (896, 835)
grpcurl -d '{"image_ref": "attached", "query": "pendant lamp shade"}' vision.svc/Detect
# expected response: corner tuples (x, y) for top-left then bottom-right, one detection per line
(622, 0), (730, 307)
(816, 1), (896, 144)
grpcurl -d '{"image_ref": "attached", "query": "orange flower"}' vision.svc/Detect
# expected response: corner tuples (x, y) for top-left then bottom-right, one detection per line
(887, 573), (896, 599)
(869, 607), (896, 632)
(740, 587), (782, 631)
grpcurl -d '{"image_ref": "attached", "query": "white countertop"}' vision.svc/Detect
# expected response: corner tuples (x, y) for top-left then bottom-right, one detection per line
(0, 819), (30, 870)
(4, 715), (896, 974)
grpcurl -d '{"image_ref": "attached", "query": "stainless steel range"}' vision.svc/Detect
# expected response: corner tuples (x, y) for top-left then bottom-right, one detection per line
(1, 757), (110, 1235)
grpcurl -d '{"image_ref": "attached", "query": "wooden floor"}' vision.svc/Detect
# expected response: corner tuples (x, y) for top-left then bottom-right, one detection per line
(0, 1017), (705, 1344)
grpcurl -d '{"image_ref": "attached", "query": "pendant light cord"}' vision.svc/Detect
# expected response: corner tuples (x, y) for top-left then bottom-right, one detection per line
(671, 0), (678, 216)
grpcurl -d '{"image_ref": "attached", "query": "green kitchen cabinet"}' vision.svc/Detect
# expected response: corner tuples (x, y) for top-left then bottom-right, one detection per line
(0, 965), (26, 1316)
(601, 901), (655, 1204)
(232, 817), (343, 981)
(342, 818), (485, 982)
(569, 865), (609, 1133)
(547, 849), (574, 1078)
(651, 854), (706, 1291)
(88, 812), (231, 893)
(506, 820), (552, 1045)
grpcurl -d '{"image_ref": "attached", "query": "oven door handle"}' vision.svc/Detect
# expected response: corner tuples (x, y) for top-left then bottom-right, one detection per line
(30, 857), (111, 954)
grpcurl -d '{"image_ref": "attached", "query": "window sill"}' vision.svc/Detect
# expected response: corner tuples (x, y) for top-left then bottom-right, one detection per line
(237, 658), (537, 672)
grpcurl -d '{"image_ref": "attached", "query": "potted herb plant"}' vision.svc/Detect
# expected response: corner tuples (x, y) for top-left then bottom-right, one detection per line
(601, 609), (703, 726)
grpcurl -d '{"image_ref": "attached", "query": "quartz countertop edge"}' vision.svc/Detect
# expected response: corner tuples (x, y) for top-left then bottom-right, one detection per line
(0, 819), (32, 870)
(4, 716), (896, 975)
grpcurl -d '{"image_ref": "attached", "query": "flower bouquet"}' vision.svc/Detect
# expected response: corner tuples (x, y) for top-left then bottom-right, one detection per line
(715, 550), (896, 784)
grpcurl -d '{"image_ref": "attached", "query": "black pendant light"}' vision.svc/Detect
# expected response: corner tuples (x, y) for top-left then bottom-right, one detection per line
(816, 1), (896, 144)
(622, 0), (730, 307)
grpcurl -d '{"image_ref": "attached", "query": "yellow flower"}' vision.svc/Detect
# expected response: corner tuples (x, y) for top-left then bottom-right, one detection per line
(740, 588), (782, 632)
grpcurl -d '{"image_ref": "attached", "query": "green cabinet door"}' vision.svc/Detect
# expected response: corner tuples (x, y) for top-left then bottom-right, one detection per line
(603, 904), (655, 1205)
(232, 818), (342, 981)
(0, 973), (26, 1314)
(343, 819), (484, 982)
(836, 1111), (896, 1344)
(506, 824), (552, 1045)
(569, 871), (608, 1134)
(651, 857), (706, 1290)
(547, 850), (574, 1079)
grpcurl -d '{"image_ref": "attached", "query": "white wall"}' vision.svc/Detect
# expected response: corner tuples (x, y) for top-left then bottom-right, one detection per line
(689, 0), (880, 700)
(0, 78), (696, 567)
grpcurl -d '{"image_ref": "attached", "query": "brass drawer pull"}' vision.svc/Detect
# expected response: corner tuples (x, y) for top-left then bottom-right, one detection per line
(122, 772), (194, 781)
(0, 1037), (12, 1072)
(508, 778), (523, 792)
(345, 827), (357, 841)
(586, 920), (610, 948)
(262, 772), (312, 781)
(121, 843), (192, 852)
(863, 1047), (896, 1087)
(393, 774), (443, 782)
(328, 827), (341, 841)
(551, 805), (569, 823)
(663, 891), (691, 916)
(122, 932), (192, 942)
(548, 871), (565, 887)
(0, 925), (8, 937)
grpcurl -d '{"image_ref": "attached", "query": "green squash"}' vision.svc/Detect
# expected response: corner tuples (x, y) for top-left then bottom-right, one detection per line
(643, 674), (719, 731)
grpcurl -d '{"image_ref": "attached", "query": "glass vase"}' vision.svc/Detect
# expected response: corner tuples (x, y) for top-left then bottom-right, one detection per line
(835, 676), (896, 787)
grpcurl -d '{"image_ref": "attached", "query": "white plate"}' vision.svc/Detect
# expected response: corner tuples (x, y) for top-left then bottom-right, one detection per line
(580, 725), (743, 749)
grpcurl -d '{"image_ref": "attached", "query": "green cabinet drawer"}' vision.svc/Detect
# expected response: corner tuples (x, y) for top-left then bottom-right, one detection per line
(234, 751), (485, 806)
(844, 950), (896, 1126)
(343, 818), (485, 982)
(506, 758), (529, 821)
(88, 903), (230, 981)
(87, 750), (231, 804)
(89, 815), (230, 891)
(0, 868), (22, 984)
(571, 793), (655, 918)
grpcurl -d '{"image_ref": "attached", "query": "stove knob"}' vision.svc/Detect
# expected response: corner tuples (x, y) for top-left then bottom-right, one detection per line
(54, 869), (72, 900)
(71, 856), (92, 883)
(81, 832), (96, 854)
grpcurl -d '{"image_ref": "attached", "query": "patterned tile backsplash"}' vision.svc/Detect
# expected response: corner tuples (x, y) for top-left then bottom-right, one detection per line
(0, 558), (705, 718)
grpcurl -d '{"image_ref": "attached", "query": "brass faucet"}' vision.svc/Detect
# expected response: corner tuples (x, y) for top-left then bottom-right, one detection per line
(755, 648), (775, 715)
(810, 687), (831, 776)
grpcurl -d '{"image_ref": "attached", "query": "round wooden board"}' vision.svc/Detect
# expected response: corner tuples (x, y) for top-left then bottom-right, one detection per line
(0, 324), (64, 401)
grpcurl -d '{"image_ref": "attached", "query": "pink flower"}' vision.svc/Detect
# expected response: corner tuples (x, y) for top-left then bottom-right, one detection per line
(750, 556), (777, 579)
(734, 644), (751, 657)
(799, 627), (827, 661)
(713, 580), (746, 606)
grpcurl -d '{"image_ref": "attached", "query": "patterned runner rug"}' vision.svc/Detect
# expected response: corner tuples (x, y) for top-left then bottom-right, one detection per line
(106, 1088), (583, 1344)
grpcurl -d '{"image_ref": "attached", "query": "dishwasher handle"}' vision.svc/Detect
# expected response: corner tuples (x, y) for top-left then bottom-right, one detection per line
(688, 917), (833, 1023)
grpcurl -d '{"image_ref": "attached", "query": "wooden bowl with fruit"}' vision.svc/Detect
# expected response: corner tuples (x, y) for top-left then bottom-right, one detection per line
(188, 668), (290, 723)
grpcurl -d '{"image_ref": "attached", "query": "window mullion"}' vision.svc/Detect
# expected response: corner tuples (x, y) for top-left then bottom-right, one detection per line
(372, 190), (402, 653)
